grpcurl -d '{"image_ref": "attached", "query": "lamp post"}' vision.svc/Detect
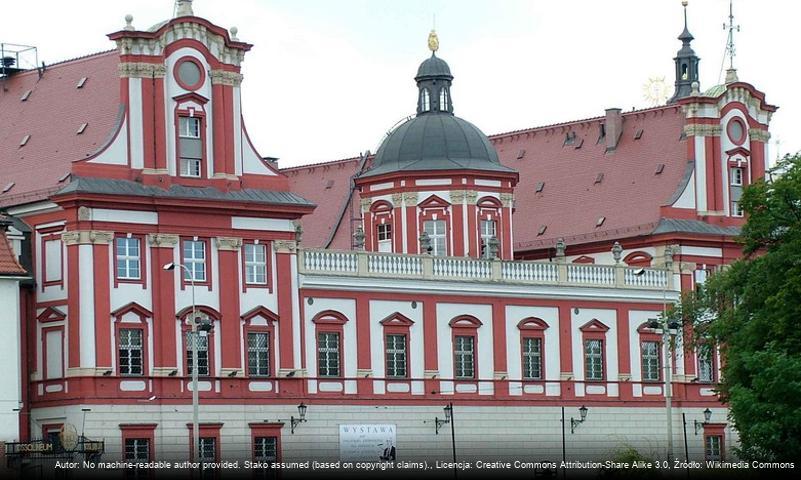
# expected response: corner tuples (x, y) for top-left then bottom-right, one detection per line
(163, 261), (202, 466)
(434, 403), (456, 478)
(291, 402), (308, 434)
(694, 408), (712, 435)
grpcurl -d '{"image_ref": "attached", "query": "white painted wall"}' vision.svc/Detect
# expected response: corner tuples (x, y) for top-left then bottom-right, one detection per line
(0, 279), (22, 441)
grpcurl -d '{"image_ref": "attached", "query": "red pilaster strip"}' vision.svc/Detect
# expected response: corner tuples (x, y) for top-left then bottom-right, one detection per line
(93, 243), (112, 368)
(212, 82), (226, 176)
(276, 252), (294, 369)
(153, 77), (167, 171)
(218, 249), (241, 370)
(466, 204), (478, 257)
(405, 206), (418, 254)
(451, 203), (465, 256)
(66, 244), (81, 369)
(150, 242), (177, 368)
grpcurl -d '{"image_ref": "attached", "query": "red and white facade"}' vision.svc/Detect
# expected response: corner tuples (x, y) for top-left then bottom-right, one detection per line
(0, 2), (777, 468)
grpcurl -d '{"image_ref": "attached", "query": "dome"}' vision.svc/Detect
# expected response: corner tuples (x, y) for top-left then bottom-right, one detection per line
(361, 113), (514, 178)
(416, 54), (452, 79)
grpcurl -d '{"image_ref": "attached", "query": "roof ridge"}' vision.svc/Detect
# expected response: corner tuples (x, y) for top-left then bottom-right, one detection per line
(280, 155), (365, 172)
(5, 49), (117, 79)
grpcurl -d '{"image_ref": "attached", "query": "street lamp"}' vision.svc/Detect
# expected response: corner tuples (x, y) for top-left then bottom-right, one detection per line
(435, 403), (451, 435)
(435, 403), (457, 478)
(694, 408), (712, 435)
(570, 405), (589, 434)
(163, 261), (207, 466)
(291, 403), (308, 434)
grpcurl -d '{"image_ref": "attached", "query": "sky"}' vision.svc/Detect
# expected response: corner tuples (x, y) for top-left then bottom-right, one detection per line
(3, 0), (797, 168)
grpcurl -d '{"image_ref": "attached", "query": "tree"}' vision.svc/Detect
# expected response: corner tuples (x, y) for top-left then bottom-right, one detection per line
(672, 154), (801, 461)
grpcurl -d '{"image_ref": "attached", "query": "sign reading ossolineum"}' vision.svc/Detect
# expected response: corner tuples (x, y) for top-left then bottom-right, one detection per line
(339, 424), (396, 461)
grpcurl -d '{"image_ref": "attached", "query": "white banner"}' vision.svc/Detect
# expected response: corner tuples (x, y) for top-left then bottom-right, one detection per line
(338, 424), (397, 461)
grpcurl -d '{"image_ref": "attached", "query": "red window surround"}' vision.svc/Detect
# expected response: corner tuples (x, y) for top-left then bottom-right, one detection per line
(41, 325), (65, 380)
(580, 319), (609, 382)
(249, 422), (283, 462)
(173, 94), (208, 182)
(623, 251), (653, 268)
(120, 424), (157, 461)
(370, 200), (394, 252)
(187, 423), (223, 461)
(418, 195), (452, 256)
(312, 310), (348, 379)
(113, 233), (147, 288)
(476, 196), (502, 253)
(112, 303), (153, 377)
(177, 306), (220, 378)
(517, 318), (548, 381)
(179, 237), (212, 290)
(40, 229), (64, 291)
(241, 306), (279, 378)
(636, 322), (662, 382)
(241, 240), (273, 293)
(173, 56), (206, 91)
(42, 423), (64, 443)
(696, 342), (718, 384)
(380, 312), (415, 379)
(703, 424), (726, 461)
(450, 315), (482, 380)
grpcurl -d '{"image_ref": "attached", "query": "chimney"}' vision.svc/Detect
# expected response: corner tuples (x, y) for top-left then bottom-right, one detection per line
(604, 108), (623, 152)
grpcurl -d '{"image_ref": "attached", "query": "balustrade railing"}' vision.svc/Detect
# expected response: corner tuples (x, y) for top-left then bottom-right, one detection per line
(298, 249), (672, 290)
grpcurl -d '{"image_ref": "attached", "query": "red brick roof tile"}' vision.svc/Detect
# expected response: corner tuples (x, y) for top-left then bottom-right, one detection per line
(0, 222), (26, 276)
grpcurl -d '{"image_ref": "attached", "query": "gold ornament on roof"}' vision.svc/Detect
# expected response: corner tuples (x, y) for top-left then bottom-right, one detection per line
(428, 30), (439, 53)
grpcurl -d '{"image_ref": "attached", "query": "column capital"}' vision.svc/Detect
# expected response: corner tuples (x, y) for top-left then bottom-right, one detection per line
(118, 62), (166, 78)
(749, 128), (770, 143)
(148, 233), (180, 248)
(391, 193), (404, 206)
(215, 236), (242, 251)
(499, 193), (514, 208)
(683, 124), (722, 137)
(274, 240), (298, 254)
(360, 198), (372, 213)
(465, 190), (479, 203)
(403, 192), (418, 206)
(210, 70), (243, 86)
(450, 190), (466, 204)
(61, 230), (114, 245)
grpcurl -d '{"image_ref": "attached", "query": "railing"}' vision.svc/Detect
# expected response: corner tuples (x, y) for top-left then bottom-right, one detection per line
(298, 249), (673, 290)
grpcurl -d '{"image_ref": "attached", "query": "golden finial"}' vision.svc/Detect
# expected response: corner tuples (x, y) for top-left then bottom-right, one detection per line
(428, 29), (439, 53)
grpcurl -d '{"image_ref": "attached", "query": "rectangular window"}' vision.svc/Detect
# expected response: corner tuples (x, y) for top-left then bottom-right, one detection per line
(377, 223), (392, 253)
(730, 167), (743, 186)
(186, 332), (210, 376)
(247, 332), (270, 377)
(641, 341), (660, 381)
(44, 328), (64, 379)
(423, 219), (447, 256)
(522, 337), (542, 380)
(454, 335), (475, 379)
(698, 348), (714, 383)
(44, 238), (62, 282)
(119, 328), (144, 376)
(182, 240), (206, 282)
(704, 435), (723, 461)
(244, 243), (267, 284)
(124, 438), (150, 462)
(731, 201), (743, 217)
(198, 437), (217, 462)
(480, 220), (497, 259)
(584, 339), (604, 381)
(179, 116), (202, 178)
(385, 334), (407, 378)
(317, 332), (340, 377)
(254, 436), (278, 462)
(116, 237), (141, 280)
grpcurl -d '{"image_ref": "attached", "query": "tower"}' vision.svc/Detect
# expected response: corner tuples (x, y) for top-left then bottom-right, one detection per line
(668, 1), (700, 104)
(415, 30), (453, 115)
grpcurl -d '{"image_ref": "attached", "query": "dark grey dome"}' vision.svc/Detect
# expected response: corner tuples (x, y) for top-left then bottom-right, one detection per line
(416, 54), (452, 79)
(361, 113), (514, 178)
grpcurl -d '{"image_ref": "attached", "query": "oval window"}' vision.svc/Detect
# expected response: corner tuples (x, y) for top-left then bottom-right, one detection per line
(176, 58), (203, 90)
(727, 118), (746, 145)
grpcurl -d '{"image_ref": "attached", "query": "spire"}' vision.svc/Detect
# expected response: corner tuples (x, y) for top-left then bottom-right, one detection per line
(723, 0), (740, 83)
(668, 1), (700, 103)
(175, 0), (194, 17)
(415, 31), (453, 116)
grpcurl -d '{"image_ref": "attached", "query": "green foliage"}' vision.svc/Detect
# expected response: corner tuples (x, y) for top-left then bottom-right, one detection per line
(671, 154), (801, 462)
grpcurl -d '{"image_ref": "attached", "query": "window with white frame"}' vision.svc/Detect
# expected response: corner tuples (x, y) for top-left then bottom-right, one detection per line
(317, 332), (340, 377)
(179, 116), (202, 177)
(439, 88), (448, 111)
(698, 347), (714, 383)
(641, 341), (660, 381)
(115, 237), (141, 280)
(480, 219), (496, 258)
(423, 219), (446, 256)
(584, 339), (604, 381)
(377, 223), (392, 253)
(421, 88), (430, 112)
(254, 436), (277, 463)
(385, 334), (407, 378)
(244, 243), (267, 284)
(730, 167), (743, 186)
(731, 201), (743, 217)
(186, 331), (209, 376)
(522, 337), (542, 380)
(119, 328), (144, 376)
(704, 435), (722, 461)
(247, 332), (270, 377)
(454, 335), (475, 379)
(182, 240), (206, 282)
(124, 438), (150, 461)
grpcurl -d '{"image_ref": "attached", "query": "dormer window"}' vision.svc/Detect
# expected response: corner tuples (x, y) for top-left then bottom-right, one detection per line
(421, 88), (431, 112)
(179, 116), (202, 177)
(439, 88), (448, 111)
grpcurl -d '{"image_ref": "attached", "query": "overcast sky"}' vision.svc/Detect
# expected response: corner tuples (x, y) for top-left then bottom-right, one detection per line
(4, 0), (797, 168)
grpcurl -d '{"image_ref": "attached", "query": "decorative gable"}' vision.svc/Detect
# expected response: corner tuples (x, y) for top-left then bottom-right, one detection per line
(579, 319), (610, 333)
(379, 312), (415, 327)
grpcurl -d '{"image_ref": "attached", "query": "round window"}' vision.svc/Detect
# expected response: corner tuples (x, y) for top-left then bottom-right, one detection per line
(176, 58), (203, 90)
(727, 118), (746, 145)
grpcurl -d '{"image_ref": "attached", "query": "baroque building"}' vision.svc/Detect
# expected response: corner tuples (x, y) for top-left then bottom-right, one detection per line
(0, 0), (776, 469)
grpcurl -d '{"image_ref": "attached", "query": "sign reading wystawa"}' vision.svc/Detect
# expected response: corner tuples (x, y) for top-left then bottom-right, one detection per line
(339, 424), (396, 461)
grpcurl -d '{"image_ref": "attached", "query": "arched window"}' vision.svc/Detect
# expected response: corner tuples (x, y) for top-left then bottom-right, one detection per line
(439, 88), (448, 111)
(421, 89), (430, 112)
